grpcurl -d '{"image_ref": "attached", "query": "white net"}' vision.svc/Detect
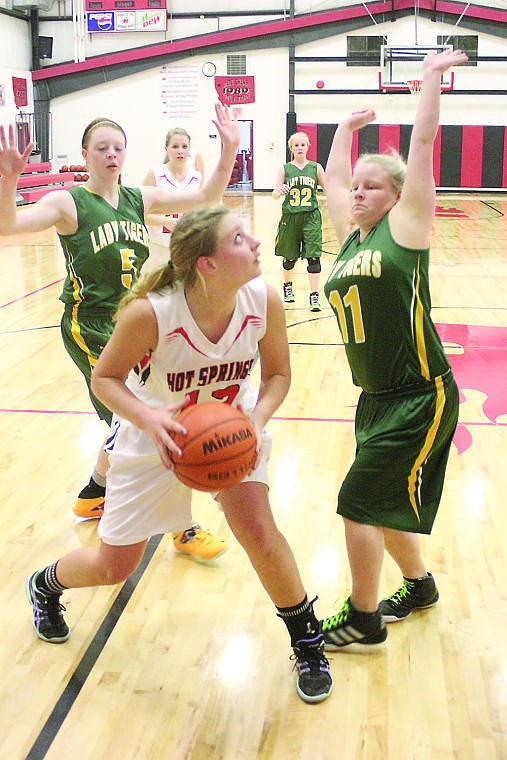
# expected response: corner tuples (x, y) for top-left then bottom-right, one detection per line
(407, 79), (423, 95)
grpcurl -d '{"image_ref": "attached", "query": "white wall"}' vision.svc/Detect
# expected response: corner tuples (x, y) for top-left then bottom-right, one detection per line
(49, 47), (290, 189)
(294, 17), (507, 129)
(0, 15), (31, 69)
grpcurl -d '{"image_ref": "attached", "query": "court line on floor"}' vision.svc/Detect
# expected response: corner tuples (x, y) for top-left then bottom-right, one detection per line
(24, 534), (164, 760)
(1, 407), (504, 428)
(0, 278), (64, 309)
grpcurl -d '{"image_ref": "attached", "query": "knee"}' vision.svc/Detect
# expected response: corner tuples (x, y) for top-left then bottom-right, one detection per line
(282, 258), (296, 271)
(240, 518), (280, 558)
(306, 257), (321, 274)
(99, 564), (131, 585)
(97, 551), (142, 585)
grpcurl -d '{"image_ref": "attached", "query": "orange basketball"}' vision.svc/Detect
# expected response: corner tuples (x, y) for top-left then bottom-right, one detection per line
(170, 402), (257, 492)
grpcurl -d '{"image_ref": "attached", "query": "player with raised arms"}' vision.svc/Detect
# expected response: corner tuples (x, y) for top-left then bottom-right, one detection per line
(320, 49), (466, 648)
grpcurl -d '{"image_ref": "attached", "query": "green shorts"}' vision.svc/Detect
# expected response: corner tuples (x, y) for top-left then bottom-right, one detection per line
(274, 208), (322, 260)
(60, 308), (114, 424)
(338, 371), (459, 534)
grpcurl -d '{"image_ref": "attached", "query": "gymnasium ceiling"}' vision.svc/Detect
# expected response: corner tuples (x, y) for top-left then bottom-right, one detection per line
(32, 1), (507, 99)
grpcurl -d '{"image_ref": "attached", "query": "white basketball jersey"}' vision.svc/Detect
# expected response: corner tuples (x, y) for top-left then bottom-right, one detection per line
(147, 163), (202, 246)
(126, 276), (267, 410)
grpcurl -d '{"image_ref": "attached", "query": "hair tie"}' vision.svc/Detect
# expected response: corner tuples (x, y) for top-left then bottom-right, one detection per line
(167, 260), (174, 271)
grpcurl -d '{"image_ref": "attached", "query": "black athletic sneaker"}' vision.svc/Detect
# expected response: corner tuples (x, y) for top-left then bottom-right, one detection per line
(320, 597), (387, 651)
(309, 291), (321, 312)
(292, 633), (333, 703)
(283, 282), (296, 304)
(379, 573), (439, 623)
(25, 572), (70, 643)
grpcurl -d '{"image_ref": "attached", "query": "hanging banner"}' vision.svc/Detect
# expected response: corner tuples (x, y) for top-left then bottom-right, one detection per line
(214, 76), (255, 106)
(12, 77), (28, 108)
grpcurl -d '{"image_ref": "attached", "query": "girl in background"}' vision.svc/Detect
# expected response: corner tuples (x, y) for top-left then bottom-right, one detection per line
(272, 132), (325, 312)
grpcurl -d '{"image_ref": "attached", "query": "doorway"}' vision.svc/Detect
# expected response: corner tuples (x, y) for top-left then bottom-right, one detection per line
(227, 120), (253, 191)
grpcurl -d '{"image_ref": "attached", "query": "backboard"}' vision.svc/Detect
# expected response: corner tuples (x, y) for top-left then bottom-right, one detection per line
(379, 45), (455, 91)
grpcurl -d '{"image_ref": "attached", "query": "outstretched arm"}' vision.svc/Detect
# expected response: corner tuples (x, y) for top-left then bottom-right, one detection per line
(390, 48), (468, 249)
(325, 109), (376, 245)
(143, 103), (239, 216)
(0, 125), (70, 235)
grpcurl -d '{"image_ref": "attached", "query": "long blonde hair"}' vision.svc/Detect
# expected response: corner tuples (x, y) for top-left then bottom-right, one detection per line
(116, 204), (230, 317)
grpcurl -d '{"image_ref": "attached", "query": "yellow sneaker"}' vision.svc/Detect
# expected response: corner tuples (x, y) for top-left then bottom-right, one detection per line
(172, 524), (227, 562)
(73, 481), (105, 519)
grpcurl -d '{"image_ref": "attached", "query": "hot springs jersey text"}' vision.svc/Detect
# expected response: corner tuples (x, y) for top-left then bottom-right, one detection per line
(127, 276), (267, 409)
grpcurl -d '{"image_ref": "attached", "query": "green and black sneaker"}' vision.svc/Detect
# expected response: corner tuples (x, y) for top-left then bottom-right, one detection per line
(320, 597), (387, 651)
(379, 573), (439, 623)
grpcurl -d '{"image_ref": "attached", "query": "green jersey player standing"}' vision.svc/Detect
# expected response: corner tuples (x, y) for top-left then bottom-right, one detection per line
(272, 132), (325, 312)
(0, 104), (239, 530)
(320, 48), (467, 649)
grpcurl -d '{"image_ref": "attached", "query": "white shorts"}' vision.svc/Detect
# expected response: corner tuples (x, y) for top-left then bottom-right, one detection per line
(98, 418), (272, 546)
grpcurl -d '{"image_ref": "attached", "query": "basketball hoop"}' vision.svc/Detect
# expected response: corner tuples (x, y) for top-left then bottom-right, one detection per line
(406, 79), (422, 95)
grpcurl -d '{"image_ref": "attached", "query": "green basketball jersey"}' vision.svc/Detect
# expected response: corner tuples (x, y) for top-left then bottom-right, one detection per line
(324, 215), (450, 392)
(58, 185), (149, 315)
(281, 161), (320, 214)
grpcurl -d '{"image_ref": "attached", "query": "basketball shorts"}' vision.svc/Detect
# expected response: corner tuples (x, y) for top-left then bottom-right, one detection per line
(99, 417), (272, 546)
(274, 208), (322, 260)
(60, 309), (114, 424)
(337, 371), (459, 534)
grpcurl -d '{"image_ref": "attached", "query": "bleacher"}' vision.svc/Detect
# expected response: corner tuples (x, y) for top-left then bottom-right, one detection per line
(16, 162), (87, 205)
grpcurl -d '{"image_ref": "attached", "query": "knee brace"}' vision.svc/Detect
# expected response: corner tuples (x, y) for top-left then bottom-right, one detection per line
(282, 258), (296, 271)
(306, 257), (321, 274)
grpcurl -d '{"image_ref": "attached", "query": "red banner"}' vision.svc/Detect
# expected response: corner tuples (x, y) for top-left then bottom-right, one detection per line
(12, 77), (28, 108)
(214, 76), (255, 106)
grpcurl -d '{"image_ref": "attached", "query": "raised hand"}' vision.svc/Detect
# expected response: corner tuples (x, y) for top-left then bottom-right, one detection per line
(345, 109), (377, 132)
(423, 48), (468, 74)
(0, 124), (33, 180)
(212, 102), (240, 148)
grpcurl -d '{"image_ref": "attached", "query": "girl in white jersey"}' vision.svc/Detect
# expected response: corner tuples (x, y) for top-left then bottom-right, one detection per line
(25, 205), (333, 705)
(142, 128), (204, 273)
(142, 128), (226, 560)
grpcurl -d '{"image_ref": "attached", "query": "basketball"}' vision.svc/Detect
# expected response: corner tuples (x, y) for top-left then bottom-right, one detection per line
(170, 402), (258, 492)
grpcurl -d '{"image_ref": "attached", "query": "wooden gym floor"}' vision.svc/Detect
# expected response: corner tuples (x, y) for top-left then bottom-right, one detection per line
(0, 192), (506, 759)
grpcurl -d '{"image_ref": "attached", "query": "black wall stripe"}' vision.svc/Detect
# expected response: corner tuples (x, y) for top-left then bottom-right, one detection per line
(482, 126), (505, 188)
(317, 123), (337, 168)
(399, 124), (413, 162)
(286, 112), (297, 162)
(357, 124), (379, 156)
(440, 125), (462, 187)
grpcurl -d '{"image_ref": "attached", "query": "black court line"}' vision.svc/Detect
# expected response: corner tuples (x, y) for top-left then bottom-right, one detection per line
(25, 534), (164, 760)
(480, 200), (504, 217)
(0, 324), (60, 336)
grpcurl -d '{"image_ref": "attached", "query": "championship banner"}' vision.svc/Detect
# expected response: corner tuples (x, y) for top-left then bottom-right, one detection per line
(12, 76), (28, 108)
(214, 76), (255, 106)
